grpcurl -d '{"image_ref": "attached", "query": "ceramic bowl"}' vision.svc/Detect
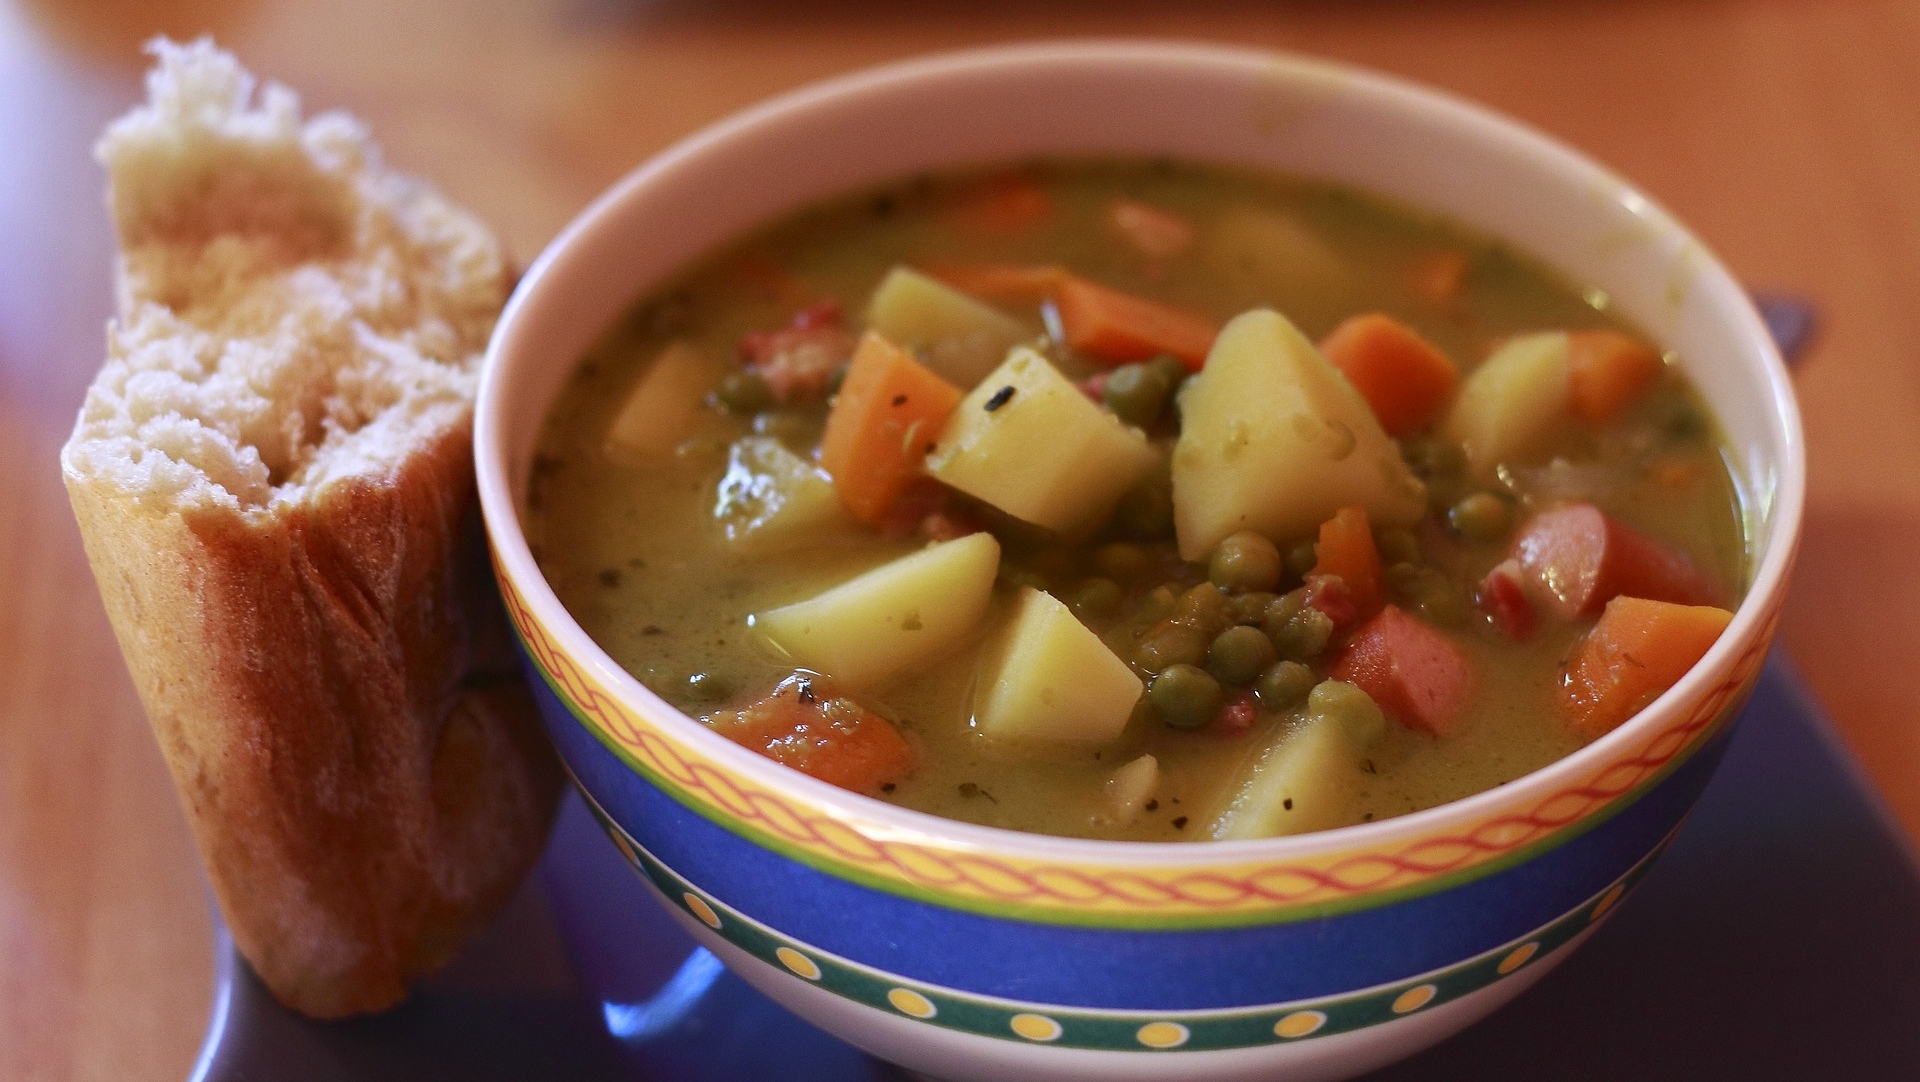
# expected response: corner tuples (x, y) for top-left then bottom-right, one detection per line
(475, 41), (1803, 1082)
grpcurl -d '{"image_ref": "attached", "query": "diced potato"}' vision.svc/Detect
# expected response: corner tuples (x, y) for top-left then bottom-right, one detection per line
(972, 587), (1143, 743)
(1202, 206), (1359, 318)
(752, 533), (1000, 691)
(866, 266), (1031, 387)
(713, 437), (854, 553)
(1442, 331), (1572, 477)
(1208, 684), (1375, 840)
(1102, 754), (1161, 824)
(928, 347), (1159, 534)
(1172, 309), (1425, 559)
(603, 340), (719, 464)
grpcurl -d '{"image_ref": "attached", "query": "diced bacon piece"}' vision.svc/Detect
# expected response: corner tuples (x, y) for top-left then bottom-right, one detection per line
(1509, 503), (1718, 622)
(1476, 559), (1538, 640)
(1207, 691), (1260, 739)
(1330, 606), (1475, 737)
(739, 302), (855, 402)
(1304, 574), (1360, 633)
(705, 673), (914, 794)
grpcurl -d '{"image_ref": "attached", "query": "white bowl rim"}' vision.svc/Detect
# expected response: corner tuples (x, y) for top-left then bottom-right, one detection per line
(476, 38), (1806, 872)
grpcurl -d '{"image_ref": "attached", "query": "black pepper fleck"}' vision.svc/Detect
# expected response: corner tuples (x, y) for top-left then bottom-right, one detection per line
(1283, 798), (1294, 811)
(1363, 812), (1375, 821)
(880, 781), (897, 793)
(892, 394), (908, 406)
(597, 568), (622, 588)
(1172, 816), (1189, 830)
(795, 676), (816, 704)
(1144, 798), (1159, 812)
(983, 385), (1016, 412)
(641, 625), (666, 636)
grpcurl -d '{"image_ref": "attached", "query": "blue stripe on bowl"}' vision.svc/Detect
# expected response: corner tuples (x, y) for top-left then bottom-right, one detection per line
(527, 652), (1734, 1011)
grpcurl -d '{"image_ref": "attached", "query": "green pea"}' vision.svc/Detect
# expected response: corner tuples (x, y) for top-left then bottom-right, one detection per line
(1410, 579), (1471, 627)
(1208, 531), (1283, 594)
(1401, 436), (1466, 479)
(1114, 478), (1175, 540)
(1376, 528), (1421, 566)
(1103, 362), (1178, 427)
(1448, 492), (1512, 543)
(1067, 577), (1123, 620)
(1208, 625), (1277, 685)
(1134, 624), (1209, 671)
(1231, 591), (1278, 625)
(1308, 679), (1387, 748)
(713, 370), (774, 413)
(1262, 591), (1305, 632)
(1268, 603), (1334, 661)
(1255, 660), (1316, 710)
(1174, 583), (1233, 635)
(1149, 664), (1224, 730)
(1094, 541), (1155, 584)
(1136, 584), (1178, 623)
(1285, 540), (1320, 579)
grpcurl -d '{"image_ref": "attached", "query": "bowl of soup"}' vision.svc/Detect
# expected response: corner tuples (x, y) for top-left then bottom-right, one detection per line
(476, 40), (1802, 1082)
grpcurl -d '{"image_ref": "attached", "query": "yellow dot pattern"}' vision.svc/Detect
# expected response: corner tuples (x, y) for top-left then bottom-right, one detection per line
(1590, 885), (1626, 922)
(775, 946), (822, 981)
(1135, 1021), (1189, 1049)
(682, 893), (722, 930)
(1498, 942), (1539, 975)
(887, 988), (937, 1019)
(1010, 1013), (1063, 1042)
(1392, 984), (1437, 1014)
(1273, 1011), (1327, 1039)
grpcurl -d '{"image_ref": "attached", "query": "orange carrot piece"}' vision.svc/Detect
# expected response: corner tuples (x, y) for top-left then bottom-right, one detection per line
(1409, 250), (1470, 303)
(1318, 313), (1460, 437)
(1566, 329), (1662, 424)
(1559, 596), (1734, 740)
(707, 674), (915, 794)
(1311, 505), (1384, 618)
(819, 331), (963, 526)
(948, 172), (1052, 233)
(1052, 276), (1219, 367)
(1106, 197), (1196, 259)
(920, 261), (1070, 304)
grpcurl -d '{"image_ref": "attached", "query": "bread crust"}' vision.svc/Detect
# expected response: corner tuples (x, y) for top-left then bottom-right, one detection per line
(62, 39), (559, 1017)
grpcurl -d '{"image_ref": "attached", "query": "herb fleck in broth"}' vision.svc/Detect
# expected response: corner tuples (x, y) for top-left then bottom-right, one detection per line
(527, 160), (1747, 842)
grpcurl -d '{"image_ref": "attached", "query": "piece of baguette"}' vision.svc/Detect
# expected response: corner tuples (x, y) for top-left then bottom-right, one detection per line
(61, 38), (561, 1018)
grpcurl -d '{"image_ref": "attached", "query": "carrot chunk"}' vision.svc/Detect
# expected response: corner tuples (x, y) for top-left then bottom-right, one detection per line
(1318, 313), (1460, 436)
(920, 261), (1069, 303)
(948, 172), (1052, 233)
(1510, 503), (1718, 621)
(1559, 597), (1734, 740)
(1106, 197), (1196, 259)
(1566, 329), (1662, 424)
(1311, 505), (1384, 618)
(1409, 250), (1470, 303)
(1052, 276), (1218, 367)
(707, 673), (915, 794)
(819, 331), (963, 526)
(1330, 606), (1475, 737)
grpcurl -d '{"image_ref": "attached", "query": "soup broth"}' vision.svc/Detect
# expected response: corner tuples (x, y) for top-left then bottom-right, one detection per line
(527, 161), (1746, 842)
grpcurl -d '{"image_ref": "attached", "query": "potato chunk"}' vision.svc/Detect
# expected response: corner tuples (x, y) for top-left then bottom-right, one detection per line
(603, 340), (719, 464)
(713, 437), (853, 553)
(1209, 682), (1380, 839)
(1172, 309), (1424, 559)
(1442, 331), (1572, 477)
(753, 533), (1000, 691)
(928, 347), (1159, 534)
(865, 266), (1031, 387)
(972, 587), (1143, 743)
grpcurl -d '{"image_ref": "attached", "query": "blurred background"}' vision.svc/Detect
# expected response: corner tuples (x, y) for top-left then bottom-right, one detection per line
(5, 0), (1918, 1078)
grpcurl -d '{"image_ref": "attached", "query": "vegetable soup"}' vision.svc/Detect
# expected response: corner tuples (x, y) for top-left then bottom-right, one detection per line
(526, 161), (1746, 842)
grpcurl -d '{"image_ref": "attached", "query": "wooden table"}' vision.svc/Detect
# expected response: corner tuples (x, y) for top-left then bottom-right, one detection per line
(5, 1), (1918, 1078)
